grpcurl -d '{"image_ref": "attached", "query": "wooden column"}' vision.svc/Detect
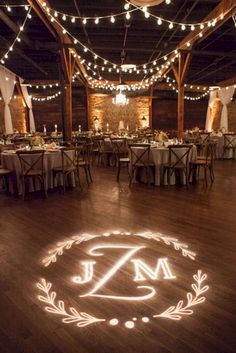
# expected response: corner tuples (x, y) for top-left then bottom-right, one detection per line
(59, 48), (74, 141)
(16, 78), (30, 132)
(172, 52), (191, 138)
(149, 84), (153, 128)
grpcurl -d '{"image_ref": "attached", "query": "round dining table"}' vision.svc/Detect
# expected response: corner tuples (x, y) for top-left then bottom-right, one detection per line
(1, 148), (76, 195)
(129, 144), (197, 186)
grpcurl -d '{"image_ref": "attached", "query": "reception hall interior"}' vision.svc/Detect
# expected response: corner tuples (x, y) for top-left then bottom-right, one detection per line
(0, 0), (236, 353)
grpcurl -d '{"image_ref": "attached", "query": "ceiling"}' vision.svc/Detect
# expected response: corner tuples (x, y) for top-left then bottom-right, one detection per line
(0, 0), (236, 90)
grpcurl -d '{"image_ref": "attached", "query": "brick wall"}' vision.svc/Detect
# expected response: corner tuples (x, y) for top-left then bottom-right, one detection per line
(88, 93), (149, 131)
(152, 98), (208, 130)
(0, 95), (26, 134)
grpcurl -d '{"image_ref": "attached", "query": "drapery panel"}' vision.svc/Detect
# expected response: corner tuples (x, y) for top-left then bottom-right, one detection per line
(0, 66), (15, 134)
(20, 78), (36, 132)
(218, 86), (235, 131)
(205, 90), (217, 131)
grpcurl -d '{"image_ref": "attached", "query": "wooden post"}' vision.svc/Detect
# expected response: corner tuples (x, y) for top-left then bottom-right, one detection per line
(149, 84), (153, 128)
(175, 52), (192, 138)
(59, 48), (74, 141)
(178, 82), (184, 138)
(16, 79), (30, 132)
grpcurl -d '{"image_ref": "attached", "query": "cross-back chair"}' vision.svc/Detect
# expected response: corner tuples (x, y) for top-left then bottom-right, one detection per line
(129, 143), (154, 186)
(111, 138), (130, 181)
(163, 145), (193, 186)
(77, 143), (93, 186)
(53, 147), (78, 193)
(189, 142), (216, 186)
(222, 133), (236, 159)
(16, 150), (47, 200)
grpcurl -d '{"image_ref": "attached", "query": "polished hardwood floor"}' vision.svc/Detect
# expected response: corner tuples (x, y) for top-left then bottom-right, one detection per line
(0, 160), (235, 353)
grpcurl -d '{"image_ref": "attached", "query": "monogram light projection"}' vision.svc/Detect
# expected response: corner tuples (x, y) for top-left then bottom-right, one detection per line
(37, 231), (209, 329)
(73, 245), (175, 300)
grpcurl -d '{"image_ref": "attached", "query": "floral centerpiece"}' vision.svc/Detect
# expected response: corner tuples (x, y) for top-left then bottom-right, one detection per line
(155, 130), (168, 142)
(30, 134), (45, 147)
(217, 127), (226, 135)
(191, 126), (200, 137)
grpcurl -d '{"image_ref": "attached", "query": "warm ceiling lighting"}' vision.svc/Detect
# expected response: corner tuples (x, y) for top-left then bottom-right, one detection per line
(112, 91), (129, 105)
(129, 0), (170, 6)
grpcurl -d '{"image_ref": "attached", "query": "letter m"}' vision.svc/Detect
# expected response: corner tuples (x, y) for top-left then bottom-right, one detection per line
(131, 257), (176, 281)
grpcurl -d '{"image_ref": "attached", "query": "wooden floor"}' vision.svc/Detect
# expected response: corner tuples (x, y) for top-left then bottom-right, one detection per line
(0, 160), (236, 353)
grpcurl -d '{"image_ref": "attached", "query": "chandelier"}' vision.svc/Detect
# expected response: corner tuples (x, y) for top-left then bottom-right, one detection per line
(129, 0), (171, 6)
(112, 90), (129, 105)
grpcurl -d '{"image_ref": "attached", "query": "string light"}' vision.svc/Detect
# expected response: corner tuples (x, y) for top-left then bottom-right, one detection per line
(38, 1), (225, 32)
(0, 7), (32, 65)
(31, 90), (61, 102)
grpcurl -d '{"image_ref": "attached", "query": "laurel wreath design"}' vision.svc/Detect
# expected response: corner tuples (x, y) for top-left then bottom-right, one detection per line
(42, 231), (196, 267)
(154, 270), (209, 320)
(37, 278), (105, 327)
(37, 231), (208, 327)
(37, 270), (208, 326)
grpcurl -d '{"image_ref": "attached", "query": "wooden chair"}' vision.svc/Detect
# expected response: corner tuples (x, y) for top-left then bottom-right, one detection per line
(16, 150), (47, 200)
(97, 138), (113, 166)
(196, 132), (211, 156)
(163, 145), (193, 186)
(222, 133), (236, 159)
(129, 143), (154, 187)
(77, 143), (93, 186)
(189, 142), (216, 186)
(111, 138), (130, 181)
(0, 167), (12, 192)
(53, 147), (78, 194)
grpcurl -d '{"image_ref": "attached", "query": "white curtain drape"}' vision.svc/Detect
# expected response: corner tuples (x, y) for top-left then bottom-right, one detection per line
(0, 66), (15, 134)
(218, 86), (235, 131)
(20, 78), (36, 132)
(205, 90), (217, 131)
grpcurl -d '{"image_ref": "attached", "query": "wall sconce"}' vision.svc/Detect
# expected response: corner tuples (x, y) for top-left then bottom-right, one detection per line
(94, 116), (99, 132)
(141, 116), (148, 128)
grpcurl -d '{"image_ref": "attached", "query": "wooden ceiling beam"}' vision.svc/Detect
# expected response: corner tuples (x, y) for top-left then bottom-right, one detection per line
(0, 34), (48, 76)
(27, 0), (88, 85)
(218, 75), (236, 87)
(160, 0), (236, 78)
(0, 9), (34, 47)
(180, 49), (236, 58)
(26, 0), (58, 39)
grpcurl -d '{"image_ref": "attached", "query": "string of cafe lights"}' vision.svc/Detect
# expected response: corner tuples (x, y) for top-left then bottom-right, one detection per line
(39, 0), (225, 33)
(0, 4), (30, 9)
(0, 7), (32, 65)
(44, 6), (180, 74)
(124, 1), (225, 30)
(24, 82), (60, 89)
(39, 2), (229, 81)
(31, 90), (61, 102)
(89, 73), (210, 101)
